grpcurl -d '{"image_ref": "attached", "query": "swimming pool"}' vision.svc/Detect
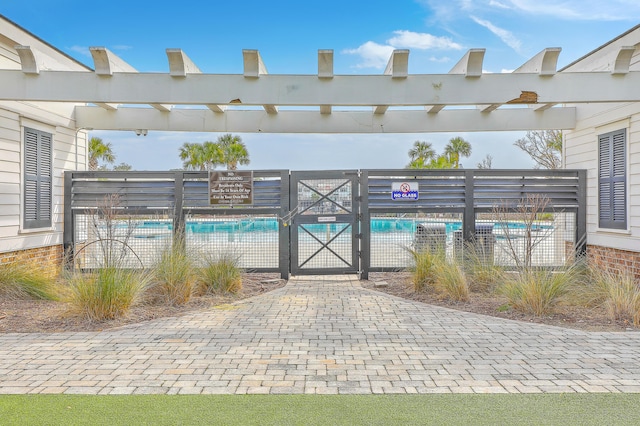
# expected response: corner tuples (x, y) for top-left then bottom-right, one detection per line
(133, 218), (552, 235)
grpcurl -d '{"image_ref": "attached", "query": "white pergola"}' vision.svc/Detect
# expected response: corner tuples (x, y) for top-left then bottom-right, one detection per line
(3, 45), (639, 133)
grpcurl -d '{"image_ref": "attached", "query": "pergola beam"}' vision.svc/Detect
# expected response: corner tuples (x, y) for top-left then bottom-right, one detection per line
(318, 50), (333, 113)
(375, 50), (409, 114)
(166, 48), (201, 77)
(429, 49), (485, 113)
(75, 106), (576, 133)
(482, 48), (561, 112)
(15, 45), (40, 74)
(318, 49), (333, 79)
(243, 49), (278, 114)
(612, 46), (637, 74)
(89, 47), (137, 75)
(514, 48), (561, 75)
(1, 70), (638, 106)
(449, 49), (485, 77)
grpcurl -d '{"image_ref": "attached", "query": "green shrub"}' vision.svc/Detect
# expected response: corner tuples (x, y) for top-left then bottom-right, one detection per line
(150, 238), (196, 305)
(0, 259), (58, 300)
(65, 267), (149, 321)
(499, 265), (582, 316)
(198, 252), (242, 294)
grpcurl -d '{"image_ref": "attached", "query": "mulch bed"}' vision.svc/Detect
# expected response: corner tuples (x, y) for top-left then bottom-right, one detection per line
(361, 272), (638, 332)
(0, 273), (285, 333)
(1, 272), (637, 333)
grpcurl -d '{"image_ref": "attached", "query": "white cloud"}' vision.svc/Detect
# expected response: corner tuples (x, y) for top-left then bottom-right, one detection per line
(488, 0), (511, 9)
(505, 0), (640, 20)
(429, 56), (452, 63)
(387, 30), (463, 50)
(67, 45), (91, 58)
(345, 30), (463, 69)
(343, 41), (395, 69)
(421, 0), (640, 22)
(111, 45), (133, 51)
(471, 16), (522, 53)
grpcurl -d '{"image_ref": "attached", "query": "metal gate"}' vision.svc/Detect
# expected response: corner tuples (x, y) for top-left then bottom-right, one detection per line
(289, 171), (360, 275)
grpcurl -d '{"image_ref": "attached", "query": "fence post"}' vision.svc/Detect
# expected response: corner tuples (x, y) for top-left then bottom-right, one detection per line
(360, 170), (370, 280)
(463, 170), (475, 244)
(173, 171), (185, 248)
(576, 169), (587, 258)
(279, 170), (290, 280)
(63, 171), (74, 269)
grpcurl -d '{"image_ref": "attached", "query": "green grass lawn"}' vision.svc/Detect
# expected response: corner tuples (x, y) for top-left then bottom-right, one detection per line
(2, 394), (640, 425)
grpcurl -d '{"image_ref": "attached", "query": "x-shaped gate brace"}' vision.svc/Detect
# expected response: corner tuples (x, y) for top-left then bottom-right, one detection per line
(297, 179), (352, 216)
(294, 178), (354, 270)
(297, 223), (353, 269)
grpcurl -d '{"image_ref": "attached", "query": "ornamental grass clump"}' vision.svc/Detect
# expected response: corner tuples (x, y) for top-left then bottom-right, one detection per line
(407, 247), (444, 292)
(498, 263), (583, 316)
(0, 257), (58, 300)
(150, 237), (197, 305)
(432, 257), (470, 302)
(198, 251), (242, 294)
(463, 242), (504, 293)
(585, 268), (640, 326)
(65, 266), (149, 321)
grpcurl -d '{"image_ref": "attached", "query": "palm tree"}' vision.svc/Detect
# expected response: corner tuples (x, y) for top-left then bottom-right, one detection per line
(201, 141), (223, 170)
(444, 137), (472, 169)
(179, 142), (205, 170)
(426, 155), (454, 169)
(89, 137), (115, 170)
(179, 141), (224, 171)
(217, 134), (250, 170)
(408, 140), (436, 162)
(406, 154), (454, 170)
(406, 157), (428, 169)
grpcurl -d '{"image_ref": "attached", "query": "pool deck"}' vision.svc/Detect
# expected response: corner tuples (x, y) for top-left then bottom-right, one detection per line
(1, 275), (639, 395)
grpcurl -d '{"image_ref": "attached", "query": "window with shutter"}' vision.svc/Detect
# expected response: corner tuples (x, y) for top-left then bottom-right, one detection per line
(598, 129), (626, 229)
(23, 128), (52, 229)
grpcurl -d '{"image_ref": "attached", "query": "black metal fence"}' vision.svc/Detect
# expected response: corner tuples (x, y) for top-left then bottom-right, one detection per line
(64, 169), (586, 279)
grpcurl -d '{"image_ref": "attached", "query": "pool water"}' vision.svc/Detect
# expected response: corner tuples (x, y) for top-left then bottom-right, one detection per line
(136, 218), (551, 234)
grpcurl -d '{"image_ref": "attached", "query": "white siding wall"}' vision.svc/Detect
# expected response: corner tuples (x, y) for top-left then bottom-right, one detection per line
(0, 30), (88, 254)
(0, 101), (89, 253)
(565, 103), (640, 252)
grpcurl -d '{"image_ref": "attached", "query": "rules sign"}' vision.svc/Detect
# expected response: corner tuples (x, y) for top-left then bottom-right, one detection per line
(209, 171), (253, 205)
(391, 181), (419, 201)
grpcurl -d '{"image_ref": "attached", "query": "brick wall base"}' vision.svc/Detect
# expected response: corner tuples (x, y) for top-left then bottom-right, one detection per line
(587, 245), (640, 280)
(0, 245), (64, 270)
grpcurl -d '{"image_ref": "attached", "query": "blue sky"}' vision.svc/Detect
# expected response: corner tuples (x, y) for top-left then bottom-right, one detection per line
(3, 0), (640, 170)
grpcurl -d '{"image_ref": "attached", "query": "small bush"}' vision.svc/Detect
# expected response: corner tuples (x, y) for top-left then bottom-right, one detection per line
(499, 265), (582, 316)
(150, 239), (196, 305)
(0, 259), (58, 300)
(586, 268), (640, 326)
(65, 267), (149, 321)
(408, 248), (444, 292)
(198, 252), (242, 294)
(432, 258), (469, 302)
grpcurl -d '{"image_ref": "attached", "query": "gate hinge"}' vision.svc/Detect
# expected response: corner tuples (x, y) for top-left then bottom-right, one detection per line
(355, 233), (363, 239)
(356, 213), (363, 221)
(355, 195), (362, 202)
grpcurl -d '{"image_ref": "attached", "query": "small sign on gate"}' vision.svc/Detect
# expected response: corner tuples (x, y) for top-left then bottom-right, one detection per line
(209, 171), (253, 205)
(391, 181), (419, 201)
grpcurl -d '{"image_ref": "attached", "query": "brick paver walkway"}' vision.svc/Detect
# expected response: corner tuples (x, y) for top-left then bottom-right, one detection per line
(1, 275), (640, 394)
